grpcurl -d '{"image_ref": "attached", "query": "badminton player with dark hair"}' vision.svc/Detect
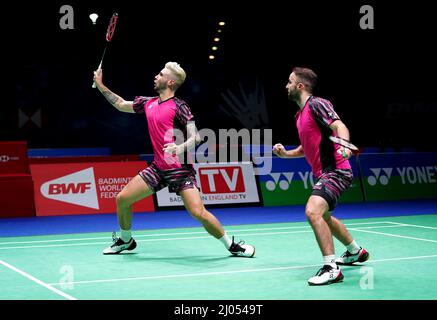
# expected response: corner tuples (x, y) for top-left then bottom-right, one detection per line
(273, 67), (369, 285)
(93, 62), (255, 257)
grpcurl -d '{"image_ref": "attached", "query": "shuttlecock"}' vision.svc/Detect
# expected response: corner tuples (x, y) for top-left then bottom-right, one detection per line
(89, 13), (99, 25)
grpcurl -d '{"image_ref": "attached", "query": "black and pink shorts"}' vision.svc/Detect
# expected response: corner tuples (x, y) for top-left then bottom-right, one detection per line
(138, 162), (198, 195)
(311, 169), (353, 211)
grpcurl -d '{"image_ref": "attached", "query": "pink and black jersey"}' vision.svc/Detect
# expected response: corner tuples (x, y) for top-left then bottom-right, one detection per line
(295, 96), (351, 178)
(133, 96), (194, 170)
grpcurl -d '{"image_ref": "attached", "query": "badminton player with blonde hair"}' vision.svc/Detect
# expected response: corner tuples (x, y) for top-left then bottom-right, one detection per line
(93, 62), (255, 258)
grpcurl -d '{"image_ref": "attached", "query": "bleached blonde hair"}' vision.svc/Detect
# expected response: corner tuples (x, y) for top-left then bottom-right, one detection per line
(165, 62), (186, 90)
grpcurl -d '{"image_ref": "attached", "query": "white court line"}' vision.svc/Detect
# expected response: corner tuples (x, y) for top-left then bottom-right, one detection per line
(387, 221), (437, 230)
(0, 221), (394, 245)
(0, 259), (77, 300)
(47, 254), (437, 286)
(351, 228), (437, 243)
(0, 224), (409, 251)
(0, 232), (312, 250)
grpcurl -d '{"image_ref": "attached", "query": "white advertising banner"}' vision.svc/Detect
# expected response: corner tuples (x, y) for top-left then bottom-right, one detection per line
(156, 162), (260, 207)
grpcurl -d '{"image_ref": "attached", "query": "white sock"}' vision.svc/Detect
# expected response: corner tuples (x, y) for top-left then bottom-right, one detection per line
(120, 229), (132, 242)
(219, 233), (233, 250)
(323, 255), (337, 268)
(346, 240), (360, 254)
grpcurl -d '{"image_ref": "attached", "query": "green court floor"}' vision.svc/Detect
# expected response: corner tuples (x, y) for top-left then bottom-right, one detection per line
(1, 215), (436, 300)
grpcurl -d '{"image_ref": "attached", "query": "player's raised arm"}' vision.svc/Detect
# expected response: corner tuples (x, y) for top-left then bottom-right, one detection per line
(93, 68), (134, 113)
(272, 144), (305, 158)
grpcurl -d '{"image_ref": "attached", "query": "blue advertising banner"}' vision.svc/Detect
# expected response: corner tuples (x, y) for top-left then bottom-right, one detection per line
(359, 153), (437, 201)
(255, 156), (363, 206)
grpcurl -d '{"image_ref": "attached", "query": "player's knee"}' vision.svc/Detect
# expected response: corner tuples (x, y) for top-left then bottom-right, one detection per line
(305, 207), (323, 223)
(188, 205), (205, 221)
(116, 192), (130, 207)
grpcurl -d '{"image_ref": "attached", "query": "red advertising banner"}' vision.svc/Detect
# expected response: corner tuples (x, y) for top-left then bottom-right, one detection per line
(0, 141), (30, 174)
(30, 161), (155, 216)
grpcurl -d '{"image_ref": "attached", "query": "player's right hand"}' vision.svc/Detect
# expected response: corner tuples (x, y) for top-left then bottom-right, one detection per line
(93, 68), (103, 86)
(273, 143), (286, 158)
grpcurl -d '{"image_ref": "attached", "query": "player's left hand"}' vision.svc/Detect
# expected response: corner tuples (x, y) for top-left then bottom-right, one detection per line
(163, 143), (183, 155)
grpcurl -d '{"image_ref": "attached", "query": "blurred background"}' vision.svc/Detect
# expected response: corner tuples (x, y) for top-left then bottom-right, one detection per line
(5, 0), (437, 154)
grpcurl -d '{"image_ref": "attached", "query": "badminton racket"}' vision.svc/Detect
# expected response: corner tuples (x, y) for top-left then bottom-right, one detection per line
(329, 136), (360, 157)
(92, 13), (118, 88)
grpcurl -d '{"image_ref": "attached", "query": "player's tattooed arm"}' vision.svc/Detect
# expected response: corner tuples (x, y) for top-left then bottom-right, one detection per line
(98, 87), (134, 113)
(101, 89), (121, 106)
(94, 68), (134, 113)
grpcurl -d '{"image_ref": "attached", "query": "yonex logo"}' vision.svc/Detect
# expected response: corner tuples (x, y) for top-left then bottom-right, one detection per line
(0, 155), (10, 162)
(265, 171), (315, 191)
(367, 168), (393, 186)
(41, 167), (99, 209)
(266, 173), (294, 191)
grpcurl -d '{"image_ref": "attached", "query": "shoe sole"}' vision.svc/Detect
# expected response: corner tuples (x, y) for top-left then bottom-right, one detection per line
(103, 241), (137, 255)
(337, 251), (370, 266)
(308, 272), (344, 286)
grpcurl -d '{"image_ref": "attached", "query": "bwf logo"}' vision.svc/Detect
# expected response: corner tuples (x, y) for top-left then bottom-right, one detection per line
(41, 168), (99, 209)
(367, 168), (393, 186)
(48, 183), (92, 195)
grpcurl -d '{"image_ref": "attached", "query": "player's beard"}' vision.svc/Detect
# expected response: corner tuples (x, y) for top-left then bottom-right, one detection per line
(154, 81), (167, 93)
(287, 88), (299, 102)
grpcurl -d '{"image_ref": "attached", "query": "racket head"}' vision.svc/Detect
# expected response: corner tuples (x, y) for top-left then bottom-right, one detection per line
(106, 13), (118, 42)
(329, 136), (359, 151)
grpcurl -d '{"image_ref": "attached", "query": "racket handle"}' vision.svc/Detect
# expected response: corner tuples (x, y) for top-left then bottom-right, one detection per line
(92, 62), (103, 89)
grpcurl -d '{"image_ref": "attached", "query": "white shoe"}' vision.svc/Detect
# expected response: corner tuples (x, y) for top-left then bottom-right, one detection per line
(228, 236), (255, 258)
(103, 232), (137, 255)
(335, 247), (369, 265)
(308, 264), (344, 285)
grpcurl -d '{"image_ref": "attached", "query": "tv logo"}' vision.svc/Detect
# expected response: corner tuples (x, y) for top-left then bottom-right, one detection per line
(198, 166), (245, 194)
(41, 168), (99, 209)
(367, 168), (393, 186)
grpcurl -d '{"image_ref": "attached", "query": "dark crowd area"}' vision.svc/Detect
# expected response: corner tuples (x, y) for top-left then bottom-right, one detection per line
(5, 1), (437, 154)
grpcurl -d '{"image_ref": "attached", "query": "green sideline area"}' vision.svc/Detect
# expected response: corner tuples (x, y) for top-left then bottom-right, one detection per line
(1, 215), (436, 300)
